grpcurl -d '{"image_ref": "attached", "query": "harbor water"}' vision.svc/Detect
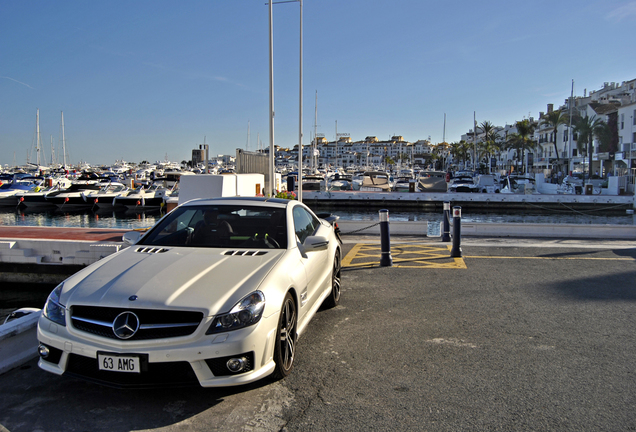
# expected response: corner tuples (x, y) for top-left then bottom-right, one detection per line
(1, 206), (635, 232)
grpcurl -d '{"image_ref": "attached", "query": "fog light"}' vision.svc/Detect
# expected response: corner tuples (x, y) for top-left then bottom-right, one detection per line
(38, 344), (50, 358)
(226, 357), (247, 373)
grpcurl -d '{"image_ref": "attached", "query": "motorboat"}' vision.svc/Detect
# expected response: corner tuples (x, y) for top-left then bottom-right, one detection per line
(475, 174), (501, 193)
(0, 176), (43, 207)
(448, 175), (479, 193)
(329, 173), (354, 191)
(45, 181), (102, 210)
(85, 182), (132, 210)
(351, 171), (365, 190)
(416, 171), (447, 192)
(500, 176), (537, 194)
(302, 175), (325, 191)
(113, 182), (173, 210)
(360, 171), (392, 191)
(392, 176), (414, 192)
(19, 177), (74, 209)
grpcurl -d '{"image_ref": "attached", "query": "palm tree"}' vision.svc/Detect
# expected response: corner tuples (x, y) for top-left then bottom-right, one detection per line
(449, 142), (462, 166)
(477, 121), (501, 173)
(539, 110), (568, 166)
(505, 119), (536, 174)
(434, 142), (450, 170)
(572, 114), (605, 182)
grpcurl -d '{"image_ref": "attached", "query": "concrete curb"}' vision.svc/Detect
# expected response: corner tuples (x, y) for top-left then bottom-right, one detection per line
(0, 311), (41, 375)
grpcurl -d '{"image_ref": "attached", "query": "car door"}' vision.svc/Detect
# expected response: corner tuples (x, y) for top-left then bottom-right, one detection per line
(293, 206), (329, 311)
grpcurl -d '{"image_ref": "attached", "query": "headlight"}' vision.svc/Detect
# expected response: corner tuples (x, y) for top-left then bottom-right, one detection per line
(206, 291), (265, 334)
(42, 283), (66, 326)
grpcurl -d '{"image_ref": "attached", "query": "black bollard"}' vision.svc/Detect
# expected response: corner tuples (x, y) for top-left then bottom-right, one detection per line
(441, 201), (451, 242)
(450, 206), (462, 258)
(286, 175), (295, 194)
(379, 209), (393, 267)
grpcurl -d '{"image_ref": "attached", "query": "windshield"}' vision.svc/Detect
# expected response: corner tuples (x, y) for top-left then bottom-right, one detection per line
(139, 204), (287, 249)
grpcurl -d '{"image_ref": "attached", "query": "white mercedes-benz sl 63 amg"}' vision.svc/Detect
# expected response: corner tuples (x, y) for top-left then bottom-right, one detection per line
(37, 197), (342, 388)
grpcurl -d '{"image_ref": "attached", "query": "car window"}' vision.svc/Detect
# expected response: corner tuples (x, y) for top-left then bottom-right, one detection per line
(293, 206), (319, 244)
(139, 204), (287, 249)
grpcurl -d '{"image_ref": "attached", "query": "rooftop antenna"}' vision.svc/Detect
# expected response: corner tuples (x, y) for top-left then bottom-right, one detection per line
(247, 120), (250, 151)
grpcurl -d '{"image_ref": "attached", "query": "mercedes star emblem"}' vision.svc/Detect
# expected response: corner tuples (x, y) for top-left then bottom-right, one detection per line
(112, 311), (140, 339)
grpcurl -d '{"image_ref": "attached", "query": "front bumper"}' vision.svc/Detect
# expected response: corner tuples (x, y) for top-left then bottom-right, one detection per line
(36, 313), (278, 388)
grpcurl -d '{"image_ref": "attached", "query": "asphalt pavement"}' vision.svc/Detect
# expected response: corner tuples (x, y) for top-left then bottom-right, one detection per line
(1, 236), (635, 431)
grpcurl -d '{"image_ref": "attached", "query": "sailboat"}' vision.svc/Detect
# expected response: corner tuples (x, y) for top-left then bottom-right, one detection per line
(27, 109), (50, 172)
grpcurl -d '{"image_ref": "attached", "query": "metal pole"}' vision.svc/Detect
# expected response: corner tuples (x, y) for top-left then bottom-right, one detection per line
(441, 201), (451, 242)
(268, 0), (276, 196)
(298, 0), (303, 202)
(450, 206), (462, 258)
(379, 209), (392, 267)
(568, 79), (574, 175)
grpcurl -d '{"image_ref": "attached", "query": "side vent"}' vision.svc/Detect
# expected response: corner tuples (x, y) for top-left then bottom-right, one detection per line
(135, 247), (170, 254)
(223, 250), (268, 257)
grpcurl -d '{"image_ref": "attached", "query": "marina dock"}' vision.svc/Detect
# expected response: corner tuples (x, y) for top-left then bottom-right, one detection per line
(0, 227), (127, 283)
(302, 190), (636, 212)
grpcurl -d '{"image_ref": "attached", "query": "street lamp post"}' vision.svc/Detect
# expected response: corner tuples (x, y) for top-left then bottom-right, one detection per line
(268, 0), (275, 195)
(268, 0), (303, 199)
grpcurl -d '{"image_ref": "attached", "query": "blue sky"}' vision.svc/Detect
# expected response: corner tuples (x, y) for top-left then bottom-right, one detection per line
(2, 0), (636, 167)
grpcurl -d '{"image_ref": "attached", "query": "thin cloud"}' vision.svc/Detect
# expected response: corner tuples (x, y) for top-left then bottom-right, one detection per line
(1, 76), (35, 89)
(141, 62), (240, 87)
(606, 2), (636, 21)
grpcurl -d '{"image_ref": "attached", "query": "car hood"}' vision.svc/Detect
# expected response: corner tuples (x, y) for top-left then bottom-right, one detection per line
(60, 246), (285, 315)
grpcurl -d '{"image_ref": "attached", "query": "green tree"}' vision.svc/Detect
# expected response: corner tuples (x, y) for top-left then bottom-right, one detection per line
(505, 119), (536, 174)
(573, 114), (605, 181)
(477, 121), (501, 173)
(431, 142), (448, 170)
(539, 110), (568, 165)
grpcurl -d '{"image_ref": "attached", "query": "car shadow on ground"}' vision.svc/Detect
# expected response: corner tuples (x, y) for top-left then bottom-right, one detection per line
(0, 358), (280, 432)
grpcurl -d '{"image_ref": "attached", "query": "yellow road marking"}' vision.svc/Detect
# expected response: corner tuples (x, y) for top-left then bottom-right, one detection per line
(342, 244), (633, 269)
(464, 256), (633, 261)
(343, 244), (466, 269)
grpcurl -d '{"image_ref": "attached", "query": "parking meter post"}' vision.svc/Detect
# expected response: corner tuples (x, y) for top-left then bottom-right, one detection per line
(379, 209), (392, 267)
(450, 206), (462, 258)
(441, 201), (451, 242)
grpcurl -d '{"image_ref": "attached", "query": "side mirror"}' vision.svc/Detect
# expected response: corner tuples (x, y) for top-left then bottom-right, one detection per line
(302, 235), (329, 253)
(122, 231), (142, 245)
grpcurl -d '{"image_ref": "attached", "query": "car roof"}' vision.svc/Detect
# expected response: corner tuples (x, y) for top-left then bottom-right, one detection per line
(181, 196), (293, 208)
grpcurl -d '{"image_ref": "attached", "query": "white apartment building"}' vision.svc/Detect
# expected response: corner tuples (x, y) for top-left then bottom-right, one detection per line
(281, 135), (434, 170)
(462, 78), (636, 177)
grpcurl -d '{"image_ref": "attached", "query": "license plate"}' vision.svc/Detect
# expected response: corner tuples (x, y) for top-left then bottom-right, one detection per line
(98, 353), (140, 373)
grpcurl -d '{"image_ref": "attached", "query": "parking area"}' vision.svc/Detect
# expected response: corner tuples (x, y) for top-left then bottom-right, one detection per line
(343, 241), (466, 269)
(1, 238), (636, 431)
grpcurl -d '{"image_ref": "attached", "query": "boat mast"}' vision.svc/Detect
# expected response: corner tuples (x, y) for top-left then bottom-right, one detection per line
(61, 111), (68, 169)
(36, 108), (41, 168)
(50, 135), (55, 166)
(313, 90), (318, 173)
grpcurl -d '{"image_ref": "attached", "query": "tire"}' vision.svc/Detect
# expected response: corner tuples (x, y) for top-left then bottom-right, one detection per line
(272, 292), (297, 379)
(323, 249), (341, 309)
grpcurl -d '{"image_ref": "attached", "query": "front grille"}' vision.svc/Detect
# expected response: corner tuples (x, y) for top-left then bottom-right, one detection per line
(70, 306), (204, 341)
(65, 353), (199, 388)
(205, 352), (255, 376)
